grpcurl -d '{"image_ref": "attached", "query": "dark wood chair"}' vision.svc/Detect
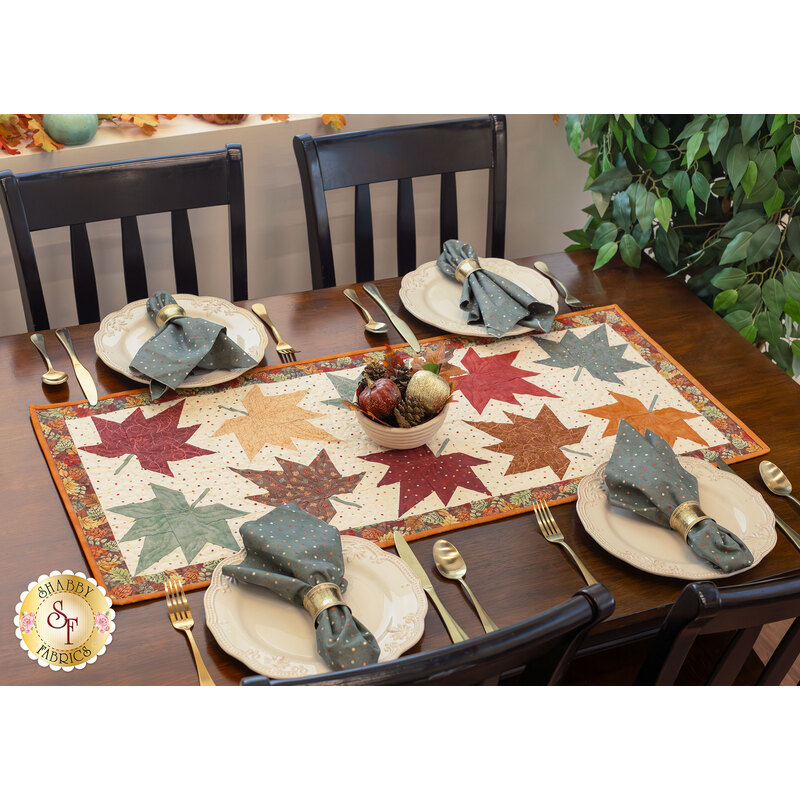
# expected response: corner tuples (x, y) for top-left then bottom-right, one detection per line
(0, 143), (247, 332)
(240, 583), (614, 686)
(293, 115), (507, 289)
(635, 574), (800, 685)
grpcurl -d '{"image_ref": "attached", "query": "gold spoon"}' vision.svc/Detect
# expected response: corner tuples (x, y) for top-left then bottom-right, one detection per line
(30, 333), (68, 385)
(758, 460), (800, 551)
(343, 288), (388, 334)
(433, 539), (499, 633)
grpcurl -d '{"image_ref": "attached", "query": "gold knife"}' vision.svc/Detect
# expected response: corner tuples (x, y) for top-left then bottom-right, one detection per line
(362, 283), (421, 352)
(393, 531), (469, 643)
(55, 328), (98, 406)
(714, 456), (800, 551)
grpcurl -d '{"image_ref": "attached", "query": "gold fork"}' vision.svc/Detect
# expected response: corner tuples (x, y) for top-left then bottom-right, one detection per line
(250, 302), (300, 358)
(532, 498), (597, 586)
(164, 576), (216, 686)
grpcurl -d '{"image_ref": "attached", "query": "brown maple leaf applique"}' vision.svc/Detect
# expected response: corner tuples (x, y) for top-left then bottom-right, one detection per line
(455, 348), (559, 414)
(468, 405), (589, 479)
(80, 399), (213, 476)
(580, 391), (707, 447)
(213, 387), (338, 459)
(232, 449), (365, 522)
(360, 446), (490, 516)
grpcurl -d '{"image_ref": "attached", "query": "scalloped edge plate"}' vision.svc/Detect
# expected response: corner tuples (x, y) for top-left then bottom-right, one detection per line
(204, 536), (428, 679)
(576, 457), (776, 580)
(399, 258), (560, 337)
(94, 294), (268, 388)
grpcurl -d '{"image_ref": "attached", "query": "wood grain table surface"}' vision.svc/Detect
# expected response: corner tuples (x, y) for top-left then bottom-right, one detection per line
(3, 250), (800, 685)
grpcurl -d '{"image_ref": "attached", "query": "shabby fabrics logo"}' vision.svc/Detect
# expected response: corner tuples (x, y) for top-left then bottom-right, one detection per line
(14, 570), (115, 671)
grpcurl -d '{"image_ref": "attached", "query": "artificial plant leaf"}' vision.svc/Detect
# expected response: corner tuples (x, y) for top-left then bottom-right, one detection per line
(713, 289), (738, 311)
(750, 150), (778, 199)
(588, 166), (633, 195)
(719, 231), (753, 264)
(692, 171), (711, 206)
(653, 226), (680, 269)
(727, 144), (749, 190)
(756, 310), (783, 341)
(741, 114), (765, 144)
(565, 114), (582, 155)
(619, 234), (642, 267)
(636, 190), (657, 229)
(746, 223), (781, 265)
(741, 324), (758, 343)
(724, 309), (753, 331)
(770, 339), (793, 373)
(762, 277), (787, 312)
(741, 161), (758, 196)
(710, 267), (747, 290)
(676, 115), (708, 141)
(612, 192), (632, 229)
(672, 171), (690, 208)
(592, 191), (610, 217)
(591, 221), (618, 249)
(707, 116), (729, 155)
(784, 268), (800, 299)
(686, 131), (705, 166)
(787, 218), (800, 262)
(594, 241), (618, 270)
(763, 186), (784, 217)
(791, 134), (800, 170)
(650, 149), (672, 174)
(632, 223), (651, 248)
(784, 296), (800, 325)
(652, 120), (670, 148)
(654, 197), (672, 230)
(686, 189), (697, 223)
(729, 283), (762, 313)
(720, 209), (764, 239)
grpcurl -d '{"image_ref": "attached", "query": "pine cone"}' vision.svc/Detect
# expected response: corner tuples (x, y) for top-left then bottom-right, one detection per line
(392, 363), (412, 395)
(362, 359), (387, 383)
(394, 396), (428, 428)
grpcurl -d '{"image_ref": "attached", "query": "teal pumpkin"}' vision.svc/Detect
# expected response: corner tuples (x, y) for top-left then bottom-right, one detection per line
(42, 114), (99, 145)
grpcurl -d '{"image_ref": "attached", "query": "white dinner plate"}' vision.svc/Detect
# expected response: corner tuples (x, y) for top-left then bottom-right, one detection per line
(398, 258), (560, 337)
(576, 457), (776, 580)
(94, 294), (268, 388)
(204, 536), (428, 679)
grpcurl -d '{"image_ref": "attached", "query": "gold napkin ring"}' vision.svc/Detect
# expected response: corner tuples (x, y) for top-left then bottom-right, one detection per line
(303, 582), (347, 623)
(155, 303), (187, 327)
(455, 258), (482, 283)
(669, 501), (712, 540)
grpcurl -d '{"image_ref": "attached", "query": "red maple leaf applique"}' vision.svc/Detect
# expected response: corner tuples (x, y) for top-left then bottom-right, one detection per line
(455, 348), (558, 414)
(80, 399), (214, 476)
(232, 449), (365, 522)
(360, 446), (490, 516)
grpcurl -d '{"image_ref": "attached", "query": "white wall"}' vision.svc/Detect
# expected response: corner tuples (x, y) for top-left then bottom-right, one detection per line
(0, 114), (588, 335)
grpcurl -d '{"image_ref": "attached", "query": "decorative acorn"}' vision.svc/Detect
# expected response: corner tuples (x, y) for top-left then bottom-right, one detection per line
(358, 377), (401, 420)
(404, 369), (450, 415)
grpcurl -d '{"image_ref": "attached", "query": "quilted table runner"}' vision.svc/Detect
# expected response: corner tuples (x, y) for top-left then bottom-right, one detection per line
(30, 305), (768, 605)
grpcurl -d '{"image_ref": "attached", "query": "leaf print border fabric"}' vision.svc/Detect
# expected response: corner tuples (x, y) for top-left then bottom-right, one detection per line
(30, 305), (768, 605)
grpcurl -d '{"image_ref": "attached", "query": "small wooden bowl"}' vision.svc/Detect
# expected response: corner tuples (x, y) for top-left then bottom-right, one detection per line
(355, 404), (450, 450)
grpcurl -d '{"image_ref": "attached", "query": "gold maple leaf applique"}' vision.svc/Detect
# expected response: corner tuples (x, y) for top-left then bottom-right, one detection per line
(580, 391), (707, 447)
(213, 387), (338, 459)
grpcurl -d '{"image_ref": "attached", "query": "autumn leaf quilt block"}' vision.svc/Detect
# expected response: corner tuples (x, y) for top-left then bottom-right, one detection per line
(30, 305), (767, 604)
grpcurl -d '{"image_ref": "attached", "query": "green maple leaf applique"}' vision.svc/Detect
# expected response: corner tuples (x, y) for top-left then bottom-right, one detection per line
(322, 372), (361, 409)
(535, 325), (646, 383)
(109, 484), (245, 575)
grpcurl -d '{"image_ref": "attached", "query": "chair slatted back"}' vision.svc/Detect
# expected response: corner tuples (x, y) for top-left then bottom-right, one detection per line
(293, 115), (507, 289)
(241, 584), (614, 686)
(0, 143), (247, 331)
(636, 575), (800, 685)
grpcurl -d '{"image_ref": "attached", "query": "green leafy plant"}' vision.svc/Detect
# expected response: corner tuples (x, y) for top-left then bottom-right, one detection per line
(564, 114), (800, 378)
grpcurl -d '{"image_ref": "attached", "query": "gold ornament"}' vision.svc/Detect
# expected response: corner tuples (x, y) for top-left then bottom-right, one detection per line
(405, 370), (450, 415)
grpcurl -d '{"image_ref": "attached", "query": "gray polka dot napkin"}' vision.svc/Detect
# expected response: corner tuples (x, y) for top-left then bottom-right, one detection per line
(130, 291), (258, 400)
(603, 421), (753, 574)
(436, 240), (556, 337)
(222, 503), (381, 671)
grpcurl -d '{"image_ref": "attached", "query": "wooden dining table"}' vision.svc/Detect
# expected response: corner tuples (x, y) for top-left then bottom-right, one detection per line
(3, 249), (800, 685)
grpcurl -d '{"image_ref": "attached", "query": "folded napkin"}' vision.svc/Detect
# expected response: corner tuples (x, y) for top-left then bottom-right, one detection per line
(130, 291), (257, 399)
(222, 503), (381, 671)
(603, 420), (753, 573)
(436, 239), (556, 337)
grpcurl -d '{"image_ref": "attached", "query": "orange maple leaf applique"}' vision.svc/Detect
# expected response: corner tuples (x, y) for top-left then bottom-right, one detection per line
(580, 391), (707, 447)
(213, 387), (338, 459)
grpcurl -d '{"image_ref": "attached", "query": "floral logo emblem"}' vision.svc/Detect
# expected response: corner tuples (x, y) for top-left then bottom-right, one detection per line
(14, 570), (115, 671)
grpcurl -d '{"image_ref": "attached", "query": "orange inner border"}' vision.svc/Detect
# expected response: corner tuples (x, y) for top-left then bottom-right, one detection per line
(28, 304), (770, 605)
